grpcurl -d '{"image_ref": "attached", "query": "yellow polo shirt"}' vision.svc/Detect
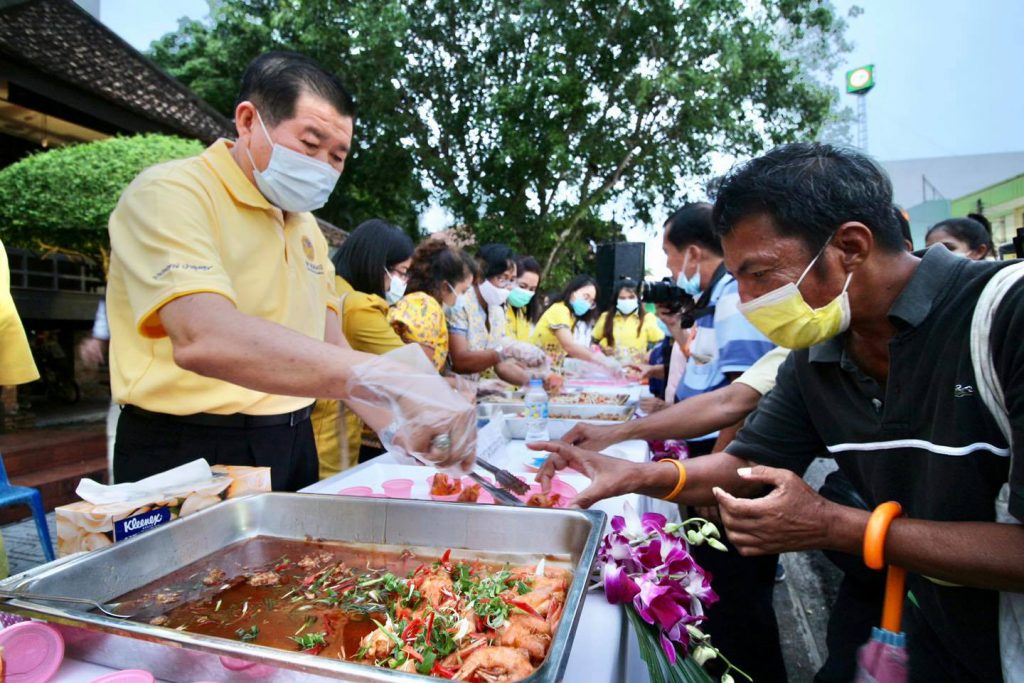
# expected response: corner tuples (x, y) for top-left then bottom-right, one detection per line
(0, 240), (39, 386)
(531, 302), (577, 369)
(506, 305), (532, 342)
(313, 276), (405, 478)
(106, 139), (338, 416)
(593, 311), (665, 356)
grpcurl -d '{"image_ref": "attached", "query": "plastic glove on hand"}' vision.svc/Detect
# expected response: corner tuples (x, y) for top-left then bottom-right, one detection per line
(500, 341), (549, 369)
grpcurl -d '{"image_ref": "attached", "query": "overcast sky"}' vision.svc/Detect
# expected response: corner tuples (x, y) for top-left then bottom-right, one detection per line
(100, 0), (1024, 276)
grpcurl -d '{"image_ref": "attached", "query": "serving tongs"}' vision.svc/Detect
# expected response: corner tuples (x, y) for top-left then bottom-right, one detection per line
(475, 455), (530, 495)
(468, 471), (524, 507)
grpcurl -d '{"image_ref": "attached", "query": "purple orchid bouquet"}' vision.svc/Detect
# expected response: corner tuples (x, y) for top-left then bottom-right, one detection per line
(598, 503), (750, 683)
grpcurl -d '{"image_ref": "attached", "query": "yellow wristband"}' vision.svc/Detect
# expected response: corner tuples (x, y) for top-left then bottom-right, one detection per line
(659, 459), (687, 501)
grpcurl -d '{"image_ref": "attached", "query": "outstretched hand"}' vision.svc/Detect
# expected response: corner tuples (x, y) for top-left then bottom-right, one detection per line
(531, 440), (646, 508)
(713, 465), (837, 556)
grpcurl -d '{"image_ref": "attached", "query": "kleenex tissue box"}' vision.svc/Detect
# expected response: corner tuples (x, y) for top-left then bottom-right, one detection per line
(56, 462), (269, 557)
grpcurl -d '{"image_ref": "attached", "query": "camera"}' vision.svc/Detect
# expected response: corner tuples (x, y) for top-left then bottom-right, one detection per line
(639, 278), (700, 327)
(639, 278), (695, 311)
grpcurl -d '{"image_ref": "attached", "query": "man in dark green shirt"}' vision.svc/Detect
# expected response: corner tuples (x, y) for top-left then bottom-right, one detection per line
(535, 142), (1024, 682)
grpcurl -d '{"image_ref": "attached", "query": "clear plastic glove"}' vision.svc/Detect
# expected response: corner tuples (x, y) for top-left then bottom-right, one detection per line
(498, 340), (549, 369)
(343, 355), (477, 472)
(596, 354), (624, 373)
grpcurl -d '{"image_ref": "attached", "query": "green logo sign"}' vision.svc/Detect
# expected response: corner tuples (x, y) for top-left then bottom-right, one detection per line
(846, 65), (875, 94)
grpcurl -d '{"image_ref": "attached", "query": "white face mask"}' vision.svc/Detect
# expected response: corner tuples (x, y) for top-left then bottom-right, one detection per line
(444, 283), (466, 314)
(385, 269), (407, 305)
(245, 110), (341, 213)
(479, 279), (511, 307)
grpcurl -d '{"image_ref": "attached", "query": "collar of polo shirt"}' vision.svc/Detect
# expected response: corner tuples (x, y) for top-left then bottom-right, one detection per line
(205, 139), (276, 211)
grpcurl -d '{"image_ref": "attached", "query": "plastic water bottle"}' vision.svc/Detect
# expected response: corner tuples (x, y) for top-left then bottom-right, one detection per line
(523, 378), (550, 443)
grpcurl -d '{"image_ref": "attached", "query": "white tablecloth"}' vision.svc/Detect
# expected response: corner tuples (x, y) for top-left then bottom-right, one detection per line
(54, 402), (667, 683)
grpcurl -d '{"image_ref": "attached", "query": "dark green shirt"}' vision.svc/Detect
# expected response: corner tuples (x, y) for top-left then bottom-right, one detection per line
(727, 245), (1024, 682)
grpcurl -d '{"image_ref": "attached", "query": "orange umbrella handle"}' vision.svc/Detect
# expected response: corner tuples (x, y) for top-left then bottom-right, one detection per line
(864, 501), (906, 632)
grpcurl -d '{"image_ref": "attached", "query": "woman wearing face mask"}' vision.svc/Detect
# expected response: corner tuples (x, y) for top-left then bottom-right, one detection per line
(924, 214), (995, 260)
(388, 240), (473, 373)
(531, 274), (606, 369)
(592, 279), (665, 366)
(447, 245), (549, 384)
(506, 256), (542, 342)
(310, 219), (415, 477)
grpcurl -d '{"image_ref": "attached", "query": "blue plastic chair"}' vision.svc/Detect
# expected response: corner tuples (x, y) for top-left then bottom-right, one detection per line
(0, 452), (55, 563)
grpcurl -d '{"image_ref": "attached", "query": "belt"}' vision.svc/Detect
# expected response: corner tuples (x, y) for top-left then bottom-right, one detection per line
(122, 404), (314, 429)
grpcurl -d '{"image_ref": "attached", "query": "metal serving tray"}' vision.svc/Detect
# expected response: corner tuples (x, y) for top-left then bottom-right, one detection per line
(478, 402), (635, 422)
(0, 493), (605, 682)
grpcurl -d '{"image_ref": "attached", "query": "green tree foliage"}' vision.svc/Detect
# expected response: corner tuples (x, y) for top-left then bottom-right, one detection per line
(148, 1), (427, 237)
(0, 134), (202, 261)
(150, 0), (850, 282)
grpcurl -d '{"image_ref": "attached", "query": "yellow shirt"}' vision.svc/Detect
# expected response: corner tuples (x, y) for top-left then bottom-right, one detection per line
(312, 276), (405, 479)
(106, 139), (338, 415)
(593, 310), (666, 362)
(0, 240), (39, 385)
(531, 302), (578, 369)
(506, 305), (532, 342)
(388, 291), (448, 373)
(734, 346), (790, 396)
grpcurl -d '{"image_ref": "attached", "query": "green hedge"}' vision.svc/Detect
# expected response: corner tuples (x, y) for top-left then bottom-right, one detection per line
(0, 134), (203, 260)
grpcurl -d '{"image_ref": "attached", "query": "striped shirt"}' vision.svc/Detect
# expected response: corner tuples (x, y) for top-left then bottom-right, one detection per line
(674, 273), (775, 442)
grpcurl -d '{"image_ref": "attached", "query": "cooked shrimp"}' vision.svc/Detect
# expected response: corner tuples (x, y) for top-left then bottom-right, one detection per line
(502, 574), (567, 618)
(358, 625), (397, 661)
(419, 568), (456, 608)
(454, 646), (534, 682)
(495, 614), (551, 662)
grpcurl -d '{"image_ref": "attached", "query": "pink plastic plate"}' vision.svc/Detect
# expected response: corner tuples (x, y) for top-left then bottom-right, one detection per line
(0, 621), (65, 683)
(89, 670), (156, 683)
(519, 477), (577, 508)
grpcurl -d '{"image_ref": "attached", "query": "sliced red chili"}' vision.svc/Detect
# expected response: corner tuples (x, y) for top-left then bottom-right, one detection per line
(403, 645), (424, 662)
(509, 599), (543, 619)
(401, 619), (423, 642)
(424, 612), (435, 646)
(433, 662), (456, 679)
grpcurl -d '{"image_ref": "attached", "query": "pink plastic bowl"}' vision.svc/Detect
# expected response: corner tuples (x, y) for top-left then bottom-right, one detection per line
(381, 478), (414, 499)
(336, 486), (374, 497)
(426, 474), (463, 502)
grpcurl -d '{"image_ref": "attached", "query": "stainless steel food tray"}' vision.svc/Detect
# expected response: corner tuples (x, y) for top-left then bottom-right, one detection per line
(0, 493), (605, 682)
(501, 417), (621, 441)
(479, 402), (635, 421)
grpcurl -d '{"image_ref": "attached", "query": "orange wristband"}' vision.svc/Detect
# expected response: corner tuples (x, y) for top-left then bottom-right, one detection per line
(659, 459), (687, 501)
(863, 501), (903, 570)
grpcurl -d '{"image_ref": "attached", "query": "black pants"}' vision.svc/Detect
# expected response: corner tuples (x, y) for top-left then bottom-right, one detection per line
(815, 469), (886, 683)
(114, 408), (319, 492)
(686, 438), (788, 682)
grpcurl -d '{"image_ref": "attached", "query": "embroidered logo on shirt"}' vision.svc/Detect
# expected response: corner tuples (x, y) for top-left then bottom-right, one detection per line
(953, 384), (975, 398)
(302, 236), (316, 261)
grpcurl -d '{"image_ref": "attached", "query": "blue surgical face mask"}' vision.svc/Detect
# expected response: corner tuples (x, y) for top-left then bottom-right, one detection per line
(385, 269), (407, 305)
(617, 299), (639, 315)
(245, 110), (341, 213)
(676, 251), (702, 298)
(570, 298), (592, 317)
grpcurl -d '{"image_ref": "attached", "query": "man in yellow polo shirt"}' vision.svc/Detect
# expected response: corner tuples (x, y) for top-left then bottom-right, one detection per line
(107, 51), (473, 490)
